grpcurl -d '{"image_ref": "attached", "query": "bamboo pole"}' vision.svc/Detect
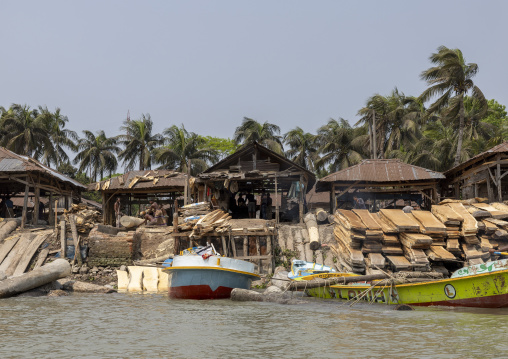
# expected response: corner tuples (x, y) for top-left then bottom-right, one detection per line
(21, 184), (29, 229)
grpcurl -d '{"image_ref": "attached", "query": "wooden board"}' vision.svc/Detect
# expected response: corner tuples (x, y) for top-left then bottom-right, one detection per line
(482, 219), (499, 233)
(472, 203), (508, 219)
(446, 203), (478, 235)
(379, 209), (420, 232)
(12, 233), (50, 276)
(352, 209), (381, 230)
(466, 206), (491, 219)
(336, 210), (367, 233)
(427, 245), (457, 261)
(399, 232), (433, 249)
(0, 235), (21, 265)
(461, 243), (484, 259)
(366, 253), (385, 268)
(386, 255), (412, 270)
(490, 202), (508, 212)
(431, 205), (463, 224)
(409, 211), (447, 233)
(373, 213), (398, 234)
(0, 233), (33, 276)
(382, 245), (404, 255)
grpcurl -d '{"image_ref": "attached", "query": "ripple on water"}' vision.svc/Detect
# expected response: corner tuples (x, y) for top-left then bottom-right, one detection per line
(0, 293), (507, 359)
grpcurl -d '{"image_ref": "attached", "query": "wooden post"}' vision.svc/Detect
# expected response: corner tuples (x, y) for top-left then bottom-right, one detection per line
(187, 159), (192, 204)
(69, 215), (82, 266)
(184, 176), (188, 206)
(32, 186), (40, 225)
(102, 192), (107, 224)
(256, 236), (261, 271)
(60, 220), (67, 259)
(486, 173), (493, 203)
(230, 231), (237, 258)
(21, 184), (29, 229)
(173, 199), (179, 233)
(243, 236), (248, 257)
(474, 182), (478, 198)
(497, 155), (502, 202)
(275, 175), (279, 224)
(221, 235), (228, 257)
(54, 199), (58, 231)
(299, 174), (304, 223)
(48, 193), (54, 226)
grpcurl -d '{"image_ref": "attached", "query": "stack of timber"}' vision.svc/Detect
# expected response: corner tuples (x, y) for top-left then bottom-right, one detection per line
(471, 203), (508, 219)
(352, 209), (383, 254)
(179, 202), (211, 217)
(333, 210), (367, 273)
(0, 228), (54, 277)
(62, 203), (102, 233)
(446, 203), (479, 245)
(190, 209), (232, 237)
(379, 209), (420, 233)
(431, 205), (463, 254)
(408, 211), (447, 245)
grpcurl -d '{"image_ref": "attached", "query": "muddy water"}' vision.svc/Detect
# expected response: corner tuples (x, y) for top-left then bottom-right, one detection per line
(0, 293), (507, 359)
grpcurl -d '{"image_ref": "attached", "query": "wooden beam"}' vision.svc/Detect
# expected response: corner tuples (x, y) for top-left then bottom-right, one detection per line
(20, 184), (29, 229)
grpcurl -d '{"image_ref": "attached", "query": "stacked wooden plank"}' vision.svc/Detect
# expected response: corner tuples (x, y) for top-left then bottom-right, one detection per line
(352, 209), (383, 254)
(190, 210), (231, 237)
(332, 210), (367, 272)
(63, 204), (102, 233)
(179, 202), (212, 217)
(472, 203), (508, 219)
(424, 245), (459, 263)
(0, 230), (53, 277)
(431, 205), (463, 253)
(408, 211), (447, 245)
(402, 245), (430, 271)
(381, 234), (403, 255)
(379, 209), (420, 232)
(446, 203), (479, 245)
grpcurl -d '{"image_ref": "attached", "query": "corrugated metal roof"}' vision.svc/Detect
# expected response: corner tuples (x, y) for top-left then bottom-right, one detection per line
(0, 147), (86, 190)
(88, 170), (189, 191)
(446, 141), (508, 175)
(319, 159), (445, 183)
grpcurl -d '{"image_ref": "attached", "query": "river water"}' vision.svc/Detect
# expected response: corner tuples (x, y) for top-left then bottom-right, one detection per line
(1, 293), (507, 359)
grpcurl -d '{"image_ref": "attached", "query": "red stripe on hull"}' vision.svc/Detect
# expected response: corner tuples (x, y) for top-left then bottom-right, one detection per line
(409, 292), (508, 308)
(169, 285), (233, 300)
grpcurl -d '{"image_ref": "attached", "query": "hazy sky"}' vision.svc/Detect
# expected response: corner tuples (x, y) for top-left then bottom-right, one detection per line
(1, 1), (507, 140)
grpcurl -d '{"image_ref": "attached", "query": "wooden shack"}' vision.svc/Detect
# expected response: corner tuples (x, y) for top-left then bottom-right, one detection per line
(197, 141), (316, 223)
(89, 170), (191, 226)
(444, 142), (508, 202)
(0, 147), (86, 227)
(316, 159), (445, 212)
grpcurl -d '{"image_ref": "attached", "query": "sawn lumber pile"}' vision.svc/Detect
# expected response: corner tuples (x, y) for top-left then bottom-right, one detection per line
(62, 204), (102, 233)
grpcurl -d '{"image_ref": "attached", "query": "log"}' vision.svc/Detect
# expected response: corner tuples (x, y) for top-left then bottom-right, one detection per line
(0, 259), (71, 298)
(289, 271), (443, 290)
(230, 288), (264, 302)
(60, 220), (67, 259)
(0, 221), (18, 241)
(304, 213), (320, 250)
(120, 215), (145, 229)
(61, 280), (116, 293)
(315, 208), (328, 222)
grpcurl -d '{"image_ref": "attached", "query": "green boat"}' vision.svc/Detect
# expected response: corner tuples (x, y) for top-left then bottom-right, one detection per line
(306, 260), (508, 308)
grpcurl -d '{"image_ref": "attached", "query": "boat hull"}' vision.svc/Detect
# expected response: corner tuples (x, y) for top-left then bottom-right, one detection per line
(306, 269), (508, 308)
(165, 255), (259, 300)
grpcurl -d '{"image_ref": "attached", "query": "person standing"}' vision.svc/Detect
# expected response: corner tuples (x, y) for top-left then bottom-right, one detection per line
(353, 196), (366, 210)
(266, 193), (273, 220)
(260, 191), (267, 219)
(246, 192), (256, 219)
(114, 198), (122, 228)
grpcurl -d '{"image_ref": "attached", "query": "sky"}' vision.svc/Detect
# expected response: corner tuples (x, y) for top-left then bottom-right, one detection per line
(1, 0), (507, 141)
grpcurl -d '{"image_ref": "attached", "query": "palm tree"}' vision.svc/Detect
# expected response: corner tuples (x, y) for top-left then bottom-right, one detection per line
(315, 118), (364, 174)
(233, 117), (283, 153)
(117, 114), (163, 171)
(283, 127), (319, 171)
(0, 104), (50, 157)
(155, 124), (218, 175)
(420, 46), (487, 166)
(74, 130), (120, 182)
(37, 107), (78, 167)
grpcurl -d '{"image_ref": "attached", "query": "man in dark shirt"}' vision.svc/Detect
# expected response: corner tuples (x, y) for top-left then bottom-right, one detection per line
(353, 196), (366, 210)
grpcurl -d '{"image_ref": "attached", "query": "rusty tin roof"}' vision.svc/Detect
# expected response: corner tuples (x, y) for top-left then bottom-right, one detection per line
(446, 142), (508, 176)
(88, 170), (190, 192)
(319, 159), (445, 183)
(0, 147), (86, 190)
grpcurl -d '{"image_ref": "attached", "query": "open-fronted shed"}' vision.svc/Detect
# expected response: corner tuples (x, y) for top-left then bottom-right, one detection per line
(88, 170), (192, 225)
(0, 147), (86, 227)
(444, 142), (508, 202)
(316, 159), (445, 212)
(197, 141), (316, 223)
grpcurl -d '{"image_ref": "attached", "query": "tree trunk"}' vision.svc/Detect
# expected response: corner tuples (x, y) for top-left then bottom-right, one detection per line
(454, 94), (465, 167)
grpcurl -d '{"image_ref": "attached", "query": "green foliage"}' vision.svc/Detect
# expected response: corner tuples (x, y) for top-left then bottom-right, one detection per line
(483, 99), (508, 127)
(199, 136), (238, 160)
(274, 247), (300, 271)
